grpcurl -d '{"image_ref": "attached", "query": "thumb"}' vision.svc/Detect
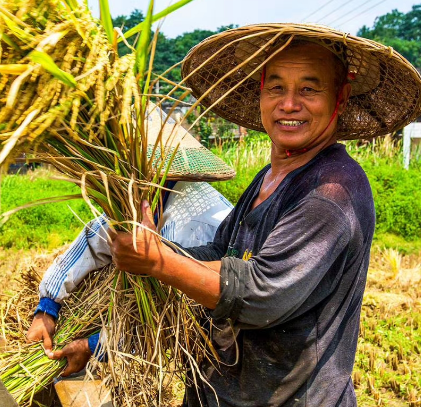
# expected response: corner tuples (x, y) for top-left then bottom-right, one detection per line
(49, 348), (65, 360)
(43, 334), (53, 353)
(141, 200), (156, 230)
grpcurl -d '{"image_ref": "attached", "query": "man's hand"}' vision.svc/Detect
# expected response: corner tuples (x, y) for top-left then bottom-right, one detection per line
(26, 313), (56, 353)
(111, 200), (221, 309)
(109, 200), (171, 275)
(49, 338), (92, 377)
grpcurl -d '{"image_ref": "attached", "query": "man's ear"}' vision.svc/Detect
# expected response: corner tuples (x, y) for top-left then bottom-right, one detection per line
(338, 83), (352, 115)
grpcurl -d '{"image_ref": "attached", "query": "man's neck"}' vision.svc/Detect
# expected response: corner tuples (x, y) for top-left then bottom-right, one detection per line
(270, 138), (337, 177)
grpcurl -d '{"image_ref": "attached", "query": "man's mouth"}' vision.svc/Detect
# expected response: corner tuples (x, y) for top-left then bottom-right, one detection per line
(276, 120), (306, 127)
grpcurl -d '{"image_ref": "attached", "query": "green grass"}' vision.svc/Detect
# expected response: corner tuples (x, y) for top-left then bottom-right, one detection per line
(0, 170), (95, 250)
(211, 135), (271, 204)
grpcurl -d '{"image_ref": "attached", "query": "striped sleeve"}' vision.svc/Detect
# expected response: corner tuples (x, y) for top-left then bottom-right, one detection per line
(38, 215), (111, 305)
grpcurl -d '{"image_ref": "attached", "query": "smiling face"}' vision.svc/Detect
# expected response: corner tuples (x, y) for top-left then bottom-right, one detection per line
(260, 42), (350, 156)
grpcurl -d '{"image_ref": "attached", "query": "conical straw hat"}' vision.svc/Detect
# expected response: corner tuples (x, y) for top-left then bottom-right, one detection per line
(144, 103), (235, 181)
(182, 23), (421, 140)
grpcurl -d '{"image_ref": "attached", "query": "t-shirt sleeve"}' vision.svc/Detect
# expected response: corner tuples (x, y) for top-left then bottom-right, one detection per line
(211, 196), (352, 328)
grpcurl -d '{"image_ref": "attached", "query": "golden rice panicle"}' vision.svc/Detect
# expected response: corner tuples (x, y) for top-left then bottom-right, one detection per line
(105, 53), (136, 91)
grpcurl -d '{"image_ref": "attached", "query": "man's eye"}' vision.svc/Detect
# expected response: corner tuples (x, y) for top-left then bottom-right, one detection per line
(302, 87), (317, 94)
(269, 85), (283, 93)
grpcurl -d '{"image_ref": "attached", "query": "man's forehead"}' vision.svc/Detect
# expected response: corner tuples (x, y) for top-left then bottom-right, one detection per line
(266, 43), (337, 70)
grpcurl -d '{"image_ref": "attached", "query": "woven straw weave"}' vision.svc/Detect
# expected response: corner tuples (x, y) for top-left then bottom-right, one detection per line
(182, 24), (421, 140)
(146, 103), (236, 181)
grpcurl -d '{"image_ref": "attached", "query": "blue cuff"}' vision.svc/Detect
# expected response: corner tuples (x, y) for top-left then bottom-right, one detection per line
(34, 298), (61, 320)
(88, 333), (100, 354)
(88, 333), (107, 362)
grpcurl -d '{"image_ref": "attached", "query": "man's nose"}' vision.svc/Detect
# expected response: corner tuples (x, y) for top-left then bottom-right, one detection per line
(277, 90), (302, 113)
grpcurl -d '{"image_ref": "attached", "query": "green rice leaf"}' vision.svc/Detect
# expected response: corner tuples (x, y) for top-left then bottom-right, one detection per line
(121, 0), (194, 42)
(0, 64), (30, 75)
(29, 51), (77, 88)
(135, 0), (154, 83)
(0, 32), (19, 50)
(0, 14), (33, 42)
(98, 0), (114, 44)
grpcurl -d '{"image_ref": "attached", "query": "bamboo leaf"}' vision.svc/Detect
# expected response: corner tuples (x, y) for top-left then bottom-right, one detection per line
(121, 0), (194, 42)
(29, 51), (77, 88)
(98, 0), (114, 44)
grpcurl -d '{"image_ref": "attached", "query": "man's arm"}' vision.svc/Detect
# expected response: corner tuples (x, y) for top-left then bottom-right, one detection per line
(110, 201), (223, 309)
(38, 215), (111, 307)
(27, 215), (111, 351)
(111, 195), (353, 323)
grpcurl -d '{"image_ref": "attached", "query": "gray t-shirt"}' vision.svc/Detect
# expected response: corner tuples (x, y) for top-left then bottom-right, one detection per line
(184, 143), (375, 407)
(0, 380), (18, 407)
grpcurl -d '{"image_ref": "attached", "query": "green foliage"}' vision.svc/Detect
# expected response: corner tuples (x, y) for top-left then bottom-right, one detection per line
(363, 159), (421, 240)
(0, 173), (95, 250)
(187, 106), (238, 147)
(211, 138), (270, 204)
(2, 138), (421, 253)
(358, 5), (421, 67)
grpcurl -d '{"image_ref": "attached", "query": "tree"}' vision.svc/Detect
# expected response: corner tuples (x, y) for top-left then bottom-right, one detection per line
(357, 5), (421, 67)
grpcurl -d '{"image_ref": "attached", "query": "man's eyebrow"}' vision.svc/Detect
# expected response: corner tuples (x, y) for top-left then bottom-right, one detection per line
(302, 76), (322, 84)
(266, 74), (281, 82)
(265, 74), (323, 85)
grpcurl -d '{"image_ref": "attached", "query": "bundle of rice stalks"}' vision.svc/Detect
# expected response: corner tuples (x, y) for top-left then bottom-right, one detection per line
(1, 266), (113, 406)
(0, 0), (222, 405)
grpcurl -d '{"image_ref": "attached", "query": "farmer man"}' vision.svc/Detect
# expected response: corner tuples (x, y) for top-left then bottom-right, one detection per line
(109, 24), (421, 406)
(26, 105), (235, 376)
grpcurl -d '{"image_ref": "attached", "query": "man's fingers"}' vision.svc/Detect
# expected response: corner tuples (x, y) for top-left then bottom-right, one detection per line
(43, 335), (53, 353)
(25, 331), (39, 343)
(141, 200), (156, 230)
(48, 349), (64, 360)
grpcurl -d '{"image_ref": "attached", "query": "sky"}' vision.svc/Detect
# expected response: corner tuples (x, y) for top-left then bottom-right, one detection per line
(87, 0), (419, 38)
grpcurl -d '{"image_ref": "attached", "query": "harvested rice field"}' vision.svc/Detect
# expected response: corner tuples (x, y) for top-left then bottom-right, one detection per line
(0, 246), (420, 406)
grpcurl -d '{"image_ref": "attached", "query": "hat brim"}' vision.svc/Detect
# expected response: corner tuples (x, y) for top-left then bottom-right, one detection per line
(182, 23), (421, 140)
(145, 103), (235, 181)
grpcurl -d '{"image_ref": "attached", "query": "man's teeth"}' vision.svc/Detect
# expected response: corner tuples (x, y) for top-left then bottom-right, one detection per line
(277, 120), (305, 126)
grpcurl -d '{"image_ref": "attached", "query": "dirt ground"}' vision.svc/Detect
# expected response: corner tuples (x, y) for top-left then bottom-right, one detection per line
(1, 246), (420, 406)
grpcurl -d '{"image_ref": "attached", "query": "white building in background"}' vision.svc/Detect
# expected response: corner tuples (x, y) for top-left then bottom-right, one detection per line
(403, 122), (421, 169)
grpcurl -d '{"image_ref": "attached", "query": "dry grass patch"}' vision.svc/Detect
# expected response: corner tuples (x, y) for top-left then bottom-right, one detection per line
(1, 245), (420, 406)
(354, 247), (421, 407)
